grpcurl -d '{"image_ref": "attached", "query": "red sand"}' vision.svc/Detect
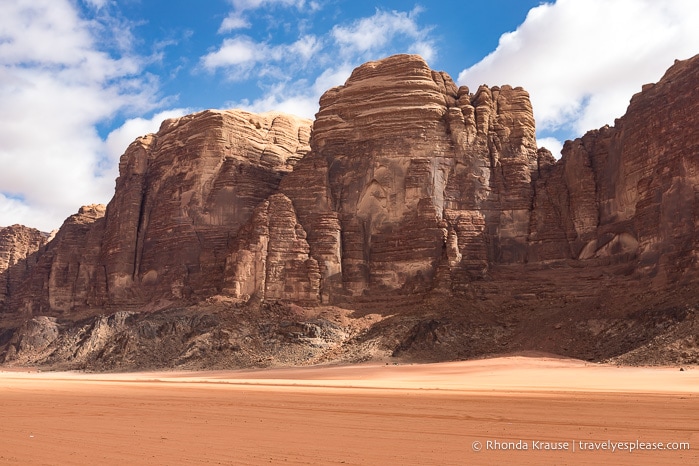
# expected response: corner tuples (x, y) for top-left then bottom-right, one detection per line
(1, 357), (697, 465)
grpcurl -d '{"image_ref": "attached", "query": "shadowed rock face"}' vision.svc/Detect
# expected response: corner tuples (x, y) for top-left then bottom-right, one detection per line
(529, 56), (699, 286)
(0, 225), (49, 309)
(0, 225), (47, 275)
(1, 53), (699, 318)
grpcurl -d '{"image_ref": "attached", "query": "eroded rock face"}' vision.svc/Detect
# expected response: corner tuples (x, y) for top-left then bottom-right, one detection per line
(291, 52), (698, 297)
(283, 54), (543, 296)
(0, 225), (47, 274)
(1, 110), (312, 315)
(5, 205), (106, 315)
(0, 225), (48, 308)
(1, 53), (699, 320)
(529, 55), (699, 285)
(101, 110), (311, 307)
(223, 193), (320, 304)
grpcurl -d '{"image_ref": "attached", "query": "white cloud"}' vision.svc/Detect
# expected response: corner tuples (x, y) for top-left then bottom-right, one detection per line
(331, 7), (434, 60)
(288, 35), (322, 63)
(458, 0), (699, 139)
(0, 0), (163, 231)
(202, 36), (261, 69)
(409, 41), (436, 62)
(537, 137), (564, 159)
(311, 65), (355, 95)
(219, 14), (251, 33)
(205, 7), (435, 77)
(82, 0), (109, 10)
(0, 193), (38, 229)
(201, 34), (321, 77)
(232, 92), (319, 120)
(208, 7), (437, 119)
(227, 63), (354, 119)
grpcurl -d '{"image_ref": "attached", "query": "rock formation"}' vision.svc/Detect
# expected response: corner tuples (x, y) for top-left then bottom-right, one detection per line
(0, 110), (312, 315)
(1, 53), (699, 369)
(223, 193), (321, 303)
(530, 56), (699, 286)
(0, 225), (47, 274)
(101, 110), (312, 307)
(6, 205), (107, 315)
(0, 225), (48, 309)
(281, 54), (546, 298)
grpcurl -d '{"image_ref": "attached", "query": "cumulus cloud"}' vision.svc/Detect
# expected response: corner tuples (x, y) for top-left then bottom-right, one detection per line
(0, 0), (165, 231)
(228, 63), (355, 119)
(331, 7), (434, 60)
(207, 7), (437, 118)
(219, 14), (251, 32)
(202, 36), (261, 69)
(201, 34), (321, 77)
(537, 137), (564, 159)
(458, 0), (699, 141)
(0, 193), (38, 231)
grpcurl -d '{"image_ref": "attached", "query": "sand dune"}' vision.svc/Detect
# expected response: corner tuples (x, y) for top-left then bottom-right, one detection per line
(1, 357), (697, 465)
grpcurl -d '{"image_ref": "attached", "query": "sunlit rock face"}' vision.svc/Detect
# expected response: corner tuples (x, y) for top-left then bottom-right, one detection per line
(1, 110), (313, 313)
(2, 53), (699, 317)
(286, 53), (699, 296)
(283, 54), (543, 296)
(100, 110), (313, 306)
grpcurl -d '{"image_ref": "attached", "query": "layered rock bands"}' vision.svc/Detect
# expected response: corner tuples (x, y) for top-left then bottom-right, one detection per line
(1, 53), (698, 317)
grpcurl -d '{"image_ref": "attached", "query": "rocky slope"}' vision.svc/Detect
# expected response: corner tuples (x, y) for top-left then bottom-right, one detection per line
(1, 54), (698, 370)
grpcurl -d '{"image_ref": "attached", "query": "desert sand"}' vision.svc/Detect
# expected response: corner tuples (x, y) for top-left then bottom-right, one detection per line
(1, 356), (697, 465)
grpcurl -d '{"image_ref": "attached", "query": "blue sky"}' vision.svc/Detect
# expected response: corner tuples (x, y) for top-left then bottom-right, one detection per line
(114, 0), (540, 117)
(2, 0), (699, 231)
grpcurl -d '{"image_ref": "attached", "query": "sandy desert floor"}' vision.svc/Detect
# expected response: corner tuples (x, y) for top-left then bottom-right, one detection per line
(1, 356), (697, 465)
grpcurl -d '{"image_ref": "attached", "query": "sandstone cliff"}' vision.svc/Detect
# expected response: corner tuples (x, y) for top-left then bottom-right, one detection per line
(530, 56), (699, 286)
(282, 55), (546, 299)
(1, 53), (699, 369)
(0, 225), (48, 310)
(0, 225), (47, 275)
(0, 110), (312, 315)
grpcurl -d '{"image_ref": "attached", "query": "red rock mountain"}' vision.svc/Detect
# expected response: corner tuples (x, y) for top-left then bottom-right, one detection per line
(1, 54), (698, 369)
(0, 225), (48, 310)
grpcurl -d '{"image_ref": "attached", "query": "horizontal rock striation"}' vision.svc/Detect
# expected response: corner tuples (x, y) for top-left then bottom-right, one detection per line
(223, 193), (321, 304)
(2, 53), (699, 322)
(4, 205), (107, 315)
(529, 55), (699, 285)
(100, 110), (311, 307)
(1, 110), (312, 315)
(0, 225), (49, 310)
(284, 54), (548, 296)
(0, 225), (48, 275)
